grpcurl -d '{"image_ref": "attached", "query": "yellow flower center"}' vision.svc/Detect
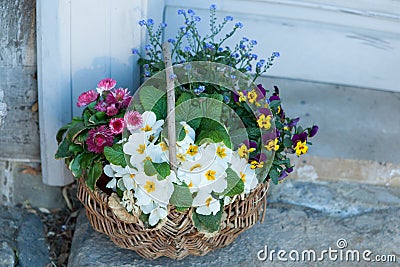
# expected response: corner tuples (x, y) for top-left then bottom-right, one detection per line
(216, 146), (227, 159)
(177, 153), (186, 162)
(188, 181), (193, 188)
(186, 144), (198, 156)
(129, 174), (135, 179)
(247, 89), (258, 104)
(238, 92), (246, 102)
(205, 196), (213, 207)
(142, 124), (152, 132)
(257, 114), (271, 129)
(205, 170), (217, 181)
(137, 144), (146, 154)
(295, 141), (308, 156)
(189, 163), (202, 172)
(159, 142), (168, 151)
(240, 172), (246, 182)
(144, 181), (155, 193)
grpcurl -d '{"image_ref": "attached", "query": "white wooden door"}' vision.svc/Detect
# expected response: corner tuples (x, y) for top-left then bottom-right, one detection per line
(37, 0), (164, 186)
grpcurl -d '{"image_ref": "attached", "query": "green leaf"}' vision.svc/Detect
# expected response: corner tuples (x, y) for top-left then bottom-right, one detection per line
(66, 121), (86, 142)
(79, 152), (94, 170)
(139, 86), (166, 119)
(176, 92), (192, 106)
(152, 94), (167, 121)
(269, 168), (279, 185)
(192, 205), (223, 233)
(197, 125), (232, 148)
(55, 139), (74, 159)
(86, 161), (103, 190)
(104, 144), (127, 167)
(175, 99), (203, 128)
(153, 162), (171, 179)
(170, 183), (193, 209)
(143, 160), (157, 176)
(222, 168), (244, 196)
(143, 160), (170, 179)
(68, 143), (83, 154)
(283, 137), (293, 148)
(56, 124), (70, 143)
(69, 154), (83, 177)
(201, 97), (223, 121)
(95, 111), (106, 120)
(269, 100), (281, 109)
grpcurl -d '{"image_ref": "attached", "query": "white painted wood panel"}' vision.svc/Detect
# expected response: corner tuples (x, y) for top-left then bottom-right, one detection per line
(164, 0), (400, 92)
(37, 0), (164, 185)
(37, 0), (74, 186)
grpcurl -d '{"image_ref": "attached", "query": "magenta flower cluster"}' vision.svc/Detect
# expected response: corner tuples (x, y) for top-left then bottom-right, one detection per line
(76, 78), (132, 154)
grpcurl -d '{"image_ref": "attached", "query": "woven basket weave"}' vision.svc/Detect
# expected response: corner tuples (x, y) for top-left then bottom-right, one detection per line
(77, 178), (269, 260)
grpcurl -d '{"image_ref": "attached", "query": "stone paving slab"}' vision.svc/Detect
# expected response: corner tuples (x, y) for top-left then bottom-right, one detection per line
(68, 180), (400, 267)
(0, 205), (49, 267)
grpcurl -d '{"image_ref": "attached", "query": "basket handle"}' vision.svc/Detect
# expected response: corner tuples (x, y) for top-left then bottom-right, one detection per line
(162, 43), (177, 172)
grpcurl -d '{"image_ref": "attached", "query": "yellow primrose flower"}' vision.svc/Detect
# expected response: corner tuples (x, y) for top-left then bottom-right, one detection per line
(265, 138), (279, 151)
(247, 89), (258, 104)
(238, 144), (256, 159)
(250, 160), (264, 169)
(295, 140), (308, 156)
(257, 114), (272, 129)
(238, 92), (246, 102)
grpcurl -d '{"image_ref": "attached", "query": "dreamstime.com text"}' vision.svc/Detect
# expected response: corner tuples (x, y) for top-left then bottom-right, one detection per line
(257, 239), (397, 263)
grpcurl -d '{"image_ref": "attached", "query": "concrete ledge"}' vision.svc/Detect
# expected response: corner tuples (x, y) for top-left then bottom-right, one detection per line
(289, 155), (400, 187)
(68, 180), (400, 266)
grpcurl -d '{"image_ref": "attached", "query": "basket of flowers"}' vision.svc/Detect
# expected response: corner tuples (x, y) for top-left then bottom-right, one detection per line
(56, 5), (318, 260)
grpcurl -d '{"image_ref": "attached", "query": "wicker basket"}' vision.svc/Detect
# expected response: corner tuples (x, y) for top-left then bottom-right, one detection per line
(77, 177), (269, 260)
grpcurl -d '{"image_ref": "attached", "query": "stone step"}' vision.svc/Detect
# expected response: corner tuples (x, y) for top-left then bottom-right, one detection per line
(68, 179), (400, 266)
(0, 205), (49, 267)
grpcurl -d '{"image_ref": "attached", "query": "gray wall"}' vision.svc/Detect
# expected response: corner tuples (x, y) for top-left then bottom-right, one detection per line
(0, 0), (63, 207)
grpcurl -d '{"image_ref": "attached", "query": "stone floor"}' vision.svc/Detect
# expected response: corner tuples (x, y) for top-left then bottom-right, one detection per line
(0, 205), (49, 267)
(68, 179), (400, 266)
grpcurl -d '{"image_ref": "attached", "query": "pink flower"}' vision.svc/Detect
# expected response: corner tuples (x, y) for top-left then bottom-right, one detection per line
(94, 101), (107, 112)
(106, 88), (132, 109)
(96, 78), (116, 94)
(86, 126), (114, 153)
(109, 118), (125, 135)
(77, 90), (99, 107)
(106, 104), (119, 116)
(124, 111), (143, 132)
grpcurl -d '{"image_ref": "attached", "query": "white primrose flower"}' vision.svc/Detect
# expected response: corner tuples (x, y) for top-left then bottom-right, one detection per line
(134, 172), (174, 207)
(202, 142), (233, 169)
(123, 131), (150, 168)
(134, 187), (153, 209)
(149, 206), (168, 226)
(230, 152), (258, 194)
(140, 111), (164, 142)
(177, 144), (228, 194)
(112, 165), (139, 191)
(121, 190), (139, 214)
(179, 121), (195, 141)
(192, 189), (221, 215)
(146, 142), (169, 163)
(104, 164), (125, 190)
